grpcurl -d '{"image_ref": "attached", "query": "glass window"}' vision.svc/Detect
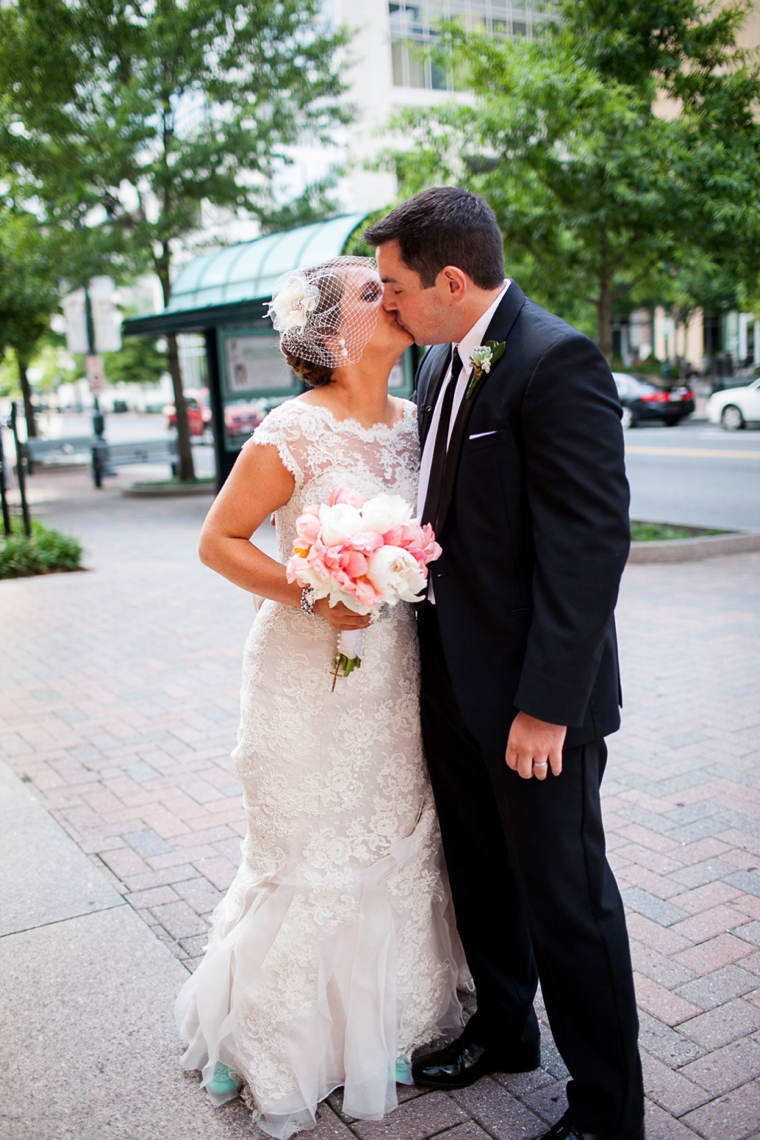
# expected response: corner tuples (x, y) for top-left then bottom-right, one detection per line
(407, 46), (426, 87)
(219, 330), (298, 452)
(389, 0), (541, 89)
(391, 41), (405, 86)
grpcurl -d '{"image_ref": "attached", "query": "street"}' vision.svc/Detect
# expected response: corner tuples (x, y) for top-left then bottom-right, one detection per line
(625, 420), (760, 532)
(27, 409), (760, 534)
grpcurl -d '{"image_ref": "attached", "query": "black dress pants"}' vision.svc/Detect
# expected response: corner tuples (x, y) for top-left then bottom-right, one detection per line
(418, 604), (644, 1136)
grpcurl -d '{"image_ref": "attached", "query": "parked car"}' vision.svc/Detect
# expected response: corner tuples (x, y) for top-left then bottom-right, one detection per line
(224, 399), (267, 440)
(612, 372), (695, 429)
(706, 377), (760, 430)
(163, 389), (212, 437)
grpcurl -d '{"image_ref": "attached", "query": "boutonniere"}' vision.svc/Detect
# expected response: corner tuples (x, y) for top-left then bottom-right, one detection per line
(466, 340), (506, 400)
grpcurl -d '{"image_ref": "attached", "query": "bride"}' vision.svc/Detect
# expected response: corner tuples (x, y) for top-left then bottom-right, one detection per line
(175, 256), (466, 1138)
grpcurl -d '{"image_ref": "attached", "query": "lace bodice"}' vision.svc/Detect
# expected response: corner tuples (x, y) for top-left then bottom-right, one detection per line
(248, 398), (420, 560)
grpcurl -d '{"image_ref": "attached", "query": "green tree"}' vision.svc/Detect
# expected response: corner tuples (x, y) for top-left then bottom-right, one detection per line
(103, 336), (167, 388)
(383, 0), (760, 358)
(0, 0), (352, 478)
(0, 210), (61, 437)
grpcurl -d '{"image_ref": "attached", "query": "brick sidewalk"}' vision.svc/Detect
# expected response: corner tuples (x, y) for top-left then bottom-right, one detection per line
(2, 470), (760, 1140)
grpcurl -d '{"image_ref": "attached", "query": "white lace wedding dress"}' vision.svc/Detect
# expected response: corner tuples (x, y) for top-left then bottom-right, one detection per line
(175, 398), (466, 1139)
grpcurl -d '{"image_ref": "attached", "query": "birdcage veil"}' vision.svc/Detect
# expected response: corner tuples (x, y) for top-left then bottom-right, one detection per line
(266, 256), (382, 370)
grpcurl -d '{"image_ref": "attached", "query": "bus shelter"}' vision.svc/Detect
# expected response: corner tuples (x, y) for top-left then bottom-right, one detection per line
(123, 214), (419, 488)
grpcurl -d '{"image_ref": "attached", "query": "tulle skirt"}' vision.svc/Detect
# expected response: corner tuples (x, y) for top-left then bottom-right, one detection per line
(175, 800), (466, 1137)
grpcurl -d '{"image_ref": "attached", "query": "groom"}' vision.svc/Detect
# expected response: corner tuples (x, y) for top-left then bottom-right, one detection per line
(365, 189), (644, 1140)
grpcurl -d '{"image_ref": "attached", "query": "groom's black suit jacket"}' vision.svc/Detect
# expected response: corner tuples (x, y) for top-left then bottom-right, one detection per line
(415, 282), (630, 755)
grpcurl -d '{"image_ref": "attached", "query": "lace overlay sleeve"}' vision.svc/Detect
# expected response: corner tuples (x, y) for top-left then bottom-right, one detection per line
(246, 403), (304, 486)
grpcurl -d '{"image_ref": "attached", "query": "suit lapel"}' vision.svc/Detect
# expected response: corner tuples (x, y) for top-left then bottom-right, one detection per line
(417, 345), (451, 449)
(434, 283), (526, 536)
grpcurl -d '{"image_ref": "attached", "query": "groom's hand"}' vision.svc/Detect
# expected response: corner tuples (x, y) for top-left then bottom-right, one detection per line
(506, 712), (567, 780)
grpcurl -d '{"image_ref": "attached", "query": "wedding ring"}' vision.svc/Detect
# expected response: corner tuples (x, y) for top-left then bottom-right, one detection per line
(534, 760), (548, 768)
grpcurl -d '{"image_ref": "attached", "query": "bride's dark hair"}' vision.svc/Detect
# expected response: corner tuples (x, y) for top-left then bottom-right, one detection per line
(283, 348), (333, 388)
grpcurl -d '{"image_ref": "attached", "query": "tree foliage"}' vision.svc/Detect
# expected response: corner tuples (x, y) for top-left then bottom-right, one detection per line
(384, 0), (760, 355)
(0, 209), (62, 434)
(0, 0), (351, 474)
(103, 335), (167, 387)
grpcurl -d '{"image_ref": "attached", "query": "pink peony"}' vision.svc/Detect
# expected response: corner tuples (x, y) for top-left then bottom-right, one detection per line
(329, 488), (368, 509)
(353, 577), (382, 607)
(345, 530), (384, 555)
(295, 511), (321, 545)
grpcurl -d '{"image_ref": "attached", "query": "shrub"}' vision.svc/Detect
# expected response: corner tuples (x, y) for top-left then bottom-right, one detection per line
(0, 519), (83, 579)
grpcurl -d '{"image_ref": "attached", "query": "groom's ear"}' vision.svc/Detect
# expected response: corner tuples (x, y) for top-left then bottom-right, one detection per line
(437, 266), (469, 304)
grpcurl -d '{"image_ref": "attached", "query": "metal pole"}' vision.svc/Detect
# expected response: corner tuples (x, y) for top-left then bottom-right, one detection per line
(0, 418), (11, 536)
(85, 284), (101, 419)
(10, 402), (31, 536)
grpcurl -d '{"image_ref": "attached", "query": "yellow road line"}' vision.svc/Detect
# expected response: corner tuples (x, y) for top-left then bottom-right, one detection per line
(626, 446), (760, 460)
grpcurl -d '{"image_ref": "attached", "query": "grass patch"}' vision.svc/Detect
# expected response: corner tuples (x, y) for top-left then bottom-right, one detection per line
(631, 521), (726, 542)
(0, 519), (84, 579)
(134, 477), (215, 488)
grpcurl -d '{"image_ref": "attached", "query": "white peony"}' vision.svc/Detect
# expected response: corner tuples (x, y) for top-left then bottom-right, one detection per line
(319, 503), (364, 546)
(360, 493), (413, 536)
(366, 545), (427, 603)
(268, 274), (319, 334)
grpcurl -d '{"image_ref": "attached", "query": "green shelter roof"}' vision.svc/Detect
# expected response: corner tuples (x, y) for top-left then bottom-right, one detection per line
(166, 213), (368, 315)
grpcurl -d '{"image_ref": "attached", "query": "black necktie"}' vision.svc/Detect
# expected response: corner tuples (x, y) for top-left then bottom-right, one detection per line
(422, 347), (463, 529)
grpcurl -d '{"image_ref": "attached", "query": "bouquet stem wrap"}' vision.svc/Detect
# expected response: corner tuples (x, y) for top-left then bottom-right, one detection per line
(334, 629), (364, 689)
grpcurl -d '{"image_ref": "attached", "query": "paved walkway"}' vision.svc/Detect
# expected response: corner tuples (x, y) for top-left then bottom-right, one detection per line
(1, 468), (760, 1140)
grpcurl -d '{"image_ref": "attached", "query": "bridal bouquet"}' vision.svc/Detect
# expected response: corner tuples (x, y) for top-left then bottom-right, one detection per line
(286, 489), (441, 685)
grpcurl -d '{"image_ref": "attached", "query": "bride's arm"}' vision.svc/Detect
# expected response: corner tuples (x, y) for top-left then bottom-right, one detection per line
(198, 442), (368, 630)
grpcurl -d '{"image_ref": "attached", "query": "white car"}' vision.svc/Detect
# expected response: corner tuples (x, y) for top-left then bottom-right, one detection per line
(706, 378), (760, 430)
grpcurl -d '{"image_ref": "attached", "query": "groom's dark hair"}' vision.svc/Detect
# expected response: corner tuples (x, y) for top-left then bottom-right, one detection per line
(364, 187), (504, 290)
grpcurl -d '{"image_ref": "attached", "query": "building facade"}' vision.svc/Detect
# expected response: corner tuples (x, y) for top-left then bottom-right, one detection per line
(327, 0), (543, 213)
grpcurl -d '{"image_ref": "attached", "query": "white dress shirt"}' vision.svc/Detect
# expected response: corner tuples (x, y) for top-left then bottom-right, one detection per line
(416, 280), (510, 602)
(416, 280), (510, 520)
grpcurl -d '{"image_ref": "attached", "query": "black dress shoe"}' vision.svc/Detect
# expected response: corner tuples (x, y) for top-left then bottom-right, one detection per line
(412, 1034), (540, 1090)
(539, 1118), (645, 1140)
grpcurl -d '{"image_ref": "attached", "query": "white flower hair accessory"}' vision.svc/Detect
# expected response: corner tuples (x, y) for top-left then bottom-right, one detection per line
(267, 256), (382, 370)
(266, 273), (319, 334)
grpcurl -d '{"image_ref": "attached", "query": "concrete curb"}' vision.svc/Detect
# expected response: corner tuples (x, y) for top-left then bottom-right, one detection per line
(629, 531), (760, 563)
(123, 482), (215, 498)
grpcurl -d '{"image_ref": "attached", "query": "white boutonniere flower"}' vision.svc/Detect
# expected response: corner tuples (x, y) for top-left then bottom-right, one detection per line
(267, 273), (319, 334)
(466, 340), (506, 400)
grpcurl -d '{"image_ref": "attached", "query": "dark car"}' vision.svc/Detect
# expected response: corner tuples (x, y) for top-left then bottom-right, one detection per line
(612, 372), (695, 429)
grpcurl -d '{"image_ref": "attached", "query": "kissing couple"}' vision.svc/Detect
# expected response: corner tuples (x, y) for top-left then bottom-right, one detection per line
(175, 188), (645, 1140)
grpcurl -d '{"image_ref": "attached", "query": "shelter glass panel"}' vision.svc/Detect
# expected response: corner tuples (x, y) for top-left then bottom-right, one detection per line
(218, 328), (299, 452)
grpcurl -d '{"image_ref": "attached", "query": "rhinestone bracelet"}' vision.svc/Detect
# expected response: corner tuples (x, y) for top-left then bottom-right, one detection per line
(300, 586), (316, 616)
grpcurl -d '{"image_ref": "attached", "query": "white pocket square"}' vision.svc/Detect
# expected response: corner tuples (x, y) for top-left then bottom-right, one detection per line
(469, 430), (497, 440)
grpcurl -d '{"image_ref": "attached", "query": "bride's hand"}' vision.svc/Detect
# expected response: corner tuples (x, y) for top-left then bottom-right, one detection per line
(314, 599), (372, 631)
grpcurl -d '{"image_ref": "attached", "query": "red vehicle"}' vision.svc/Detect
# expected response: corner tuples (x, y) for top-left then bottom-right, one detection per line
(163, 389), (212, 437)
(224, 399), (267, 440)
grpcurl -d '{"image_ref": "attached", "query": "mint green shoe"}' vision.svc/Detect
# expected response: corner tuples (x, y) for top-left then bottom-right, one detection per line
(395, 1057), (412, 1083)
(207, 1062), (243, 1096)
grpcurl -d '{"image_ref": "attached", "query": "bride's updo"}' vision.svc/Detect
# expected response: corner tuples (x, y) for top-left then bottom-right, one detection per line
(267, 257), (383, 387)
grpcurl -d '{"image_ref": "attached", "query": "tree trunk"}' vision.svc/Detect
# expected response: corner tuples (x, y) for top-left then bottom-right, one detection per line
(156, 252), (195, 483)
(17, 355), (37, 438)
(166, 332), (195, 483)
(596, 280), (613, 362)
